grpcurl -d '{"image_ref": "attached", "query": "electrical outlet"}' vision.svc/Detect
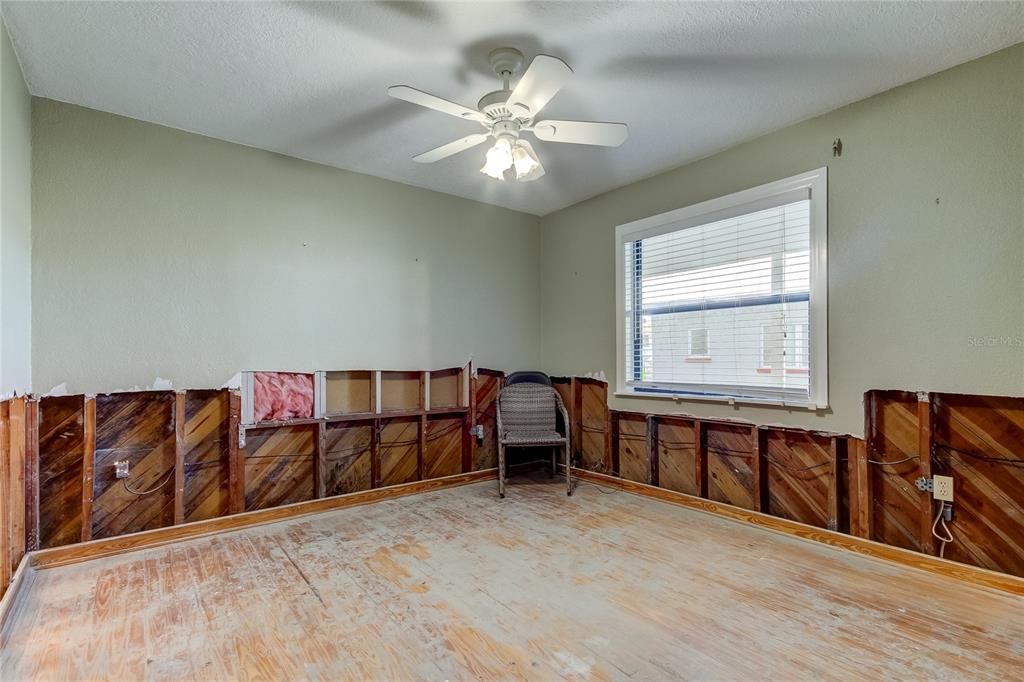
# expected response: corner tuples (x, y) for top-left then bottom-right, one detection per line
(933, 475), (954, 502)
(114, 460), (130, 479)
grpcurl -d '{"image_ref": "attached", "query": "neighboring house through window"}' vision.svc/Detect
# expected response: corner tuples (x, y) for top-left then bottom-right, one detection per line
(615, 168), (828, 407)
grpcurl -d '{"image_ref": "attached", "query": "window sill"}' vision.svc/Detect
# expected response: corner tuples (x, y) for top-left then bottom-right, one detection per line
(615, 388), (825, 410)
(684, 355), (712, 363)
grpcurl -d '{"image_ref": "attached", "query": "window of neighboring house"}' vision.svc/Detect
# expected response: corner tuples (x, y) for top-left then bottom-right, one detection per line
(615, 168), (828, 407)
(687, 328), (710, 361)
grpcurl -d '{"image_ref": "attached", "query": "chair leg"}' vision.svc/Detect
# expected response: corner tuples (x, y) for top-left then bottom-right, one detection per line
(550, 446), (556, 477)
(498, 441), (506, 498)
(565, 443), (572, 496)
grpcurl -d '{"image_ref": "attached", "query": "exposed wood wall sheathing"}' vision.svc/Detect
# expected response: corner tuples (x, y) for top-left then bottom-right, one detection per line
(551, 377), (1024, 580)
(3, 375), (1024, 601)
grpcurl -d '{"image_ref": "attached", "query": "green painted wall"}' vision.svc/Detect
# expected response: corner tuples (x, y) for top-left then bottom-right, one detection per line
(27, 43), (1024, 421)
(31, 100), (541, 392)
(0, 20), (32, 394)
(539, 44), (1024, 435)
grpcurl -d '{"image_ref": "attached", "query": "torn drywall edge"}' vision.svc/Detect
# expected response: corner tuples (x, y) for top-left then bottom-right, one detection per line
(758, 421), (854, 439)
(44, 382), (69, 397)
(105, 377), (176, 393)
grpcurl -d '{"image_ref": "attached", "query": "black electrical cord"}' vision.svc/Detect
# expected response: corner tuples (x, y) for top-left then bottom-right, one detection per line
(656, 437), (697, 448)
(762, 454), (833, 473)
(618, 432), (647, 439)
(866, 454), (919, 466)
(707, 445), (754, 459)
(933, 442), (1024, 468)
(122, 469), (175, 496)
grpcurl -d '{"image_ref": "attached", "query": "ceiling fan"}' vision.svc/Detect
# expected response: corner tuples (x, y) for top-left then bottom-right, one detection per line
(388, 48), (628, 182)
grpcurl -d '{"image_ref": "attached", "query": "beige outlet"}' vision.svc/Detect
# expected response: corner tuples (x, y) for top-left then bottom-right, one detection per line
(933, 475), (954, 502)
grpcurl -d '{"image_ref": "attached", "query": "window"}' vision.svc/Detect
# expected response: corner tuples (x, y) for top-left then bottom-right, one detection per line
(615, 168), (827, 407)
(688, 328), (709, 357)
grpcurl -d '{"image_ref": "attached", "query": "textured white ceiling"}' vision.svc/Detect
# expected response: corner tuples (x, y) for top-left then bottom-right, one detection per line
(3, 2), (1022, 216)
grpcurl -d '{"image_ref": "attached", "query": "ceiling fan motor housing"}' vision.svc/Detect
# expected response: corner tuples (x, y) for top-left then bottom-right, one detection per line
(478, 89), (524, 124)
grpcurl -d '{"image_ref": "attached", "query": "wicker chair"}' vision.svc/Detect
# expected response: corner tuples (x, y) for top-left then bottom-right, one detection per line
(495, 371), (572, 498)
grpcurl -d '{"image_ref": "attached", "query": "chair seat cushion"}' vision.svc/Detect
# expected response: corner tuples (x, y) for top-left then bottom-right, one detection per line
(500, 430), (566, 446)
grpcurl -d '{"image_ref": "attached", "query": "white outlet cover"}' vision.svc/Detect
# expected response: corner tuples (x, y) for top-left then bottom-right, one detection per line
(933, 475), (954, 502)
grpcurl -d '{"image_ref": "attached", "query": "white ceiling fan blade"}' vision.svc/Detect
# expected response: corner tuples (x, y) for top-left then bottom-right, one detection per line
(507, 55), (572, 117)
(388, 85), (485, 122)
(532, 120), (628, 147)
(413, 133), (490, 163)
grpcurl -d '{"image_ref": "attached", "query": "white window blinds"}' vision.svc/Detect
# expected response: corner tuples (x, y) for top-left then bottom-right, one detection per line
(617, 170), (827, 407)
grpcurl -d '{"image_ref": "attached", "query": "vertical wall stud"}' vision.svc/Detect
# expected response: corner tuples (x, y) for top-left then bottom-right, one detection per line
(849, 438), (872, 538)
(370, 418), (381, 487)
(465, 363), (477, 473)
(570, 379), (581, 466)
(648, 415), (659, 486)
(827, 436), (843, 532)
(461, 411), (473, 474)
(917, 392), (936, 555)
(610, 412), (621, 476)
(0, 401), (11, 588)
(695, 420), (708, 498)
(24, 399), (40, 552)
(8, 398), (26, 571)
(228, 391), (244, 514)
(458, 366), (471, 473)
(604, 400), (614, 473)
(418, 413), (427, 481)
(173, 391), (186, 525)
(315, 421), (327, 499)
(752, 426), (767, 513)
(81, 396), (96, 541)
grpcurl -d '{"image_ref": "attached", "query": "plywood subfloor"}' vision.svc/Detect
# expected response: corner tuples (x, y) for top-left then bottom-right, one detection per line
(3, 476), (1023, 680)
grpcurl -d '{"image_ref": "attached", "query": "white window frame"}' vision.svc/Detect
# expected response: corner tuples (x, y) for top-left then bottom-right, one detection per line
(614, 167), (828, 409)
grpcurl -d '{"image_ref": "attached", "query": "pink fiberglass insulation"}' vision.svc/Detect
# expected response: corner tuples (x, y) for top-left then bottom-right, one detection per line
(253, 372), (314, 422)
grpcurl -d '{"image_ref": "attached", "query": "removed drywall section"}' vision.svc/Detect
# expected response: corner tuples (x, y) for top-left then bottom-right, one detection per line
(0, 20), (32, 394)
(31, 99), (541, 392)
(539, 44), (1024, 435)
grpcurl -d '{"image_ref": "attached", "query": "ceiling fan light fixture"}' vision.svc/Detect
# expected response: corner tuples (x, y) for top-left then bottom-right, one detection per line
(392, 47), (626, 183)
(512, 141), (544, 181)
(480, 137), (514, 180)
